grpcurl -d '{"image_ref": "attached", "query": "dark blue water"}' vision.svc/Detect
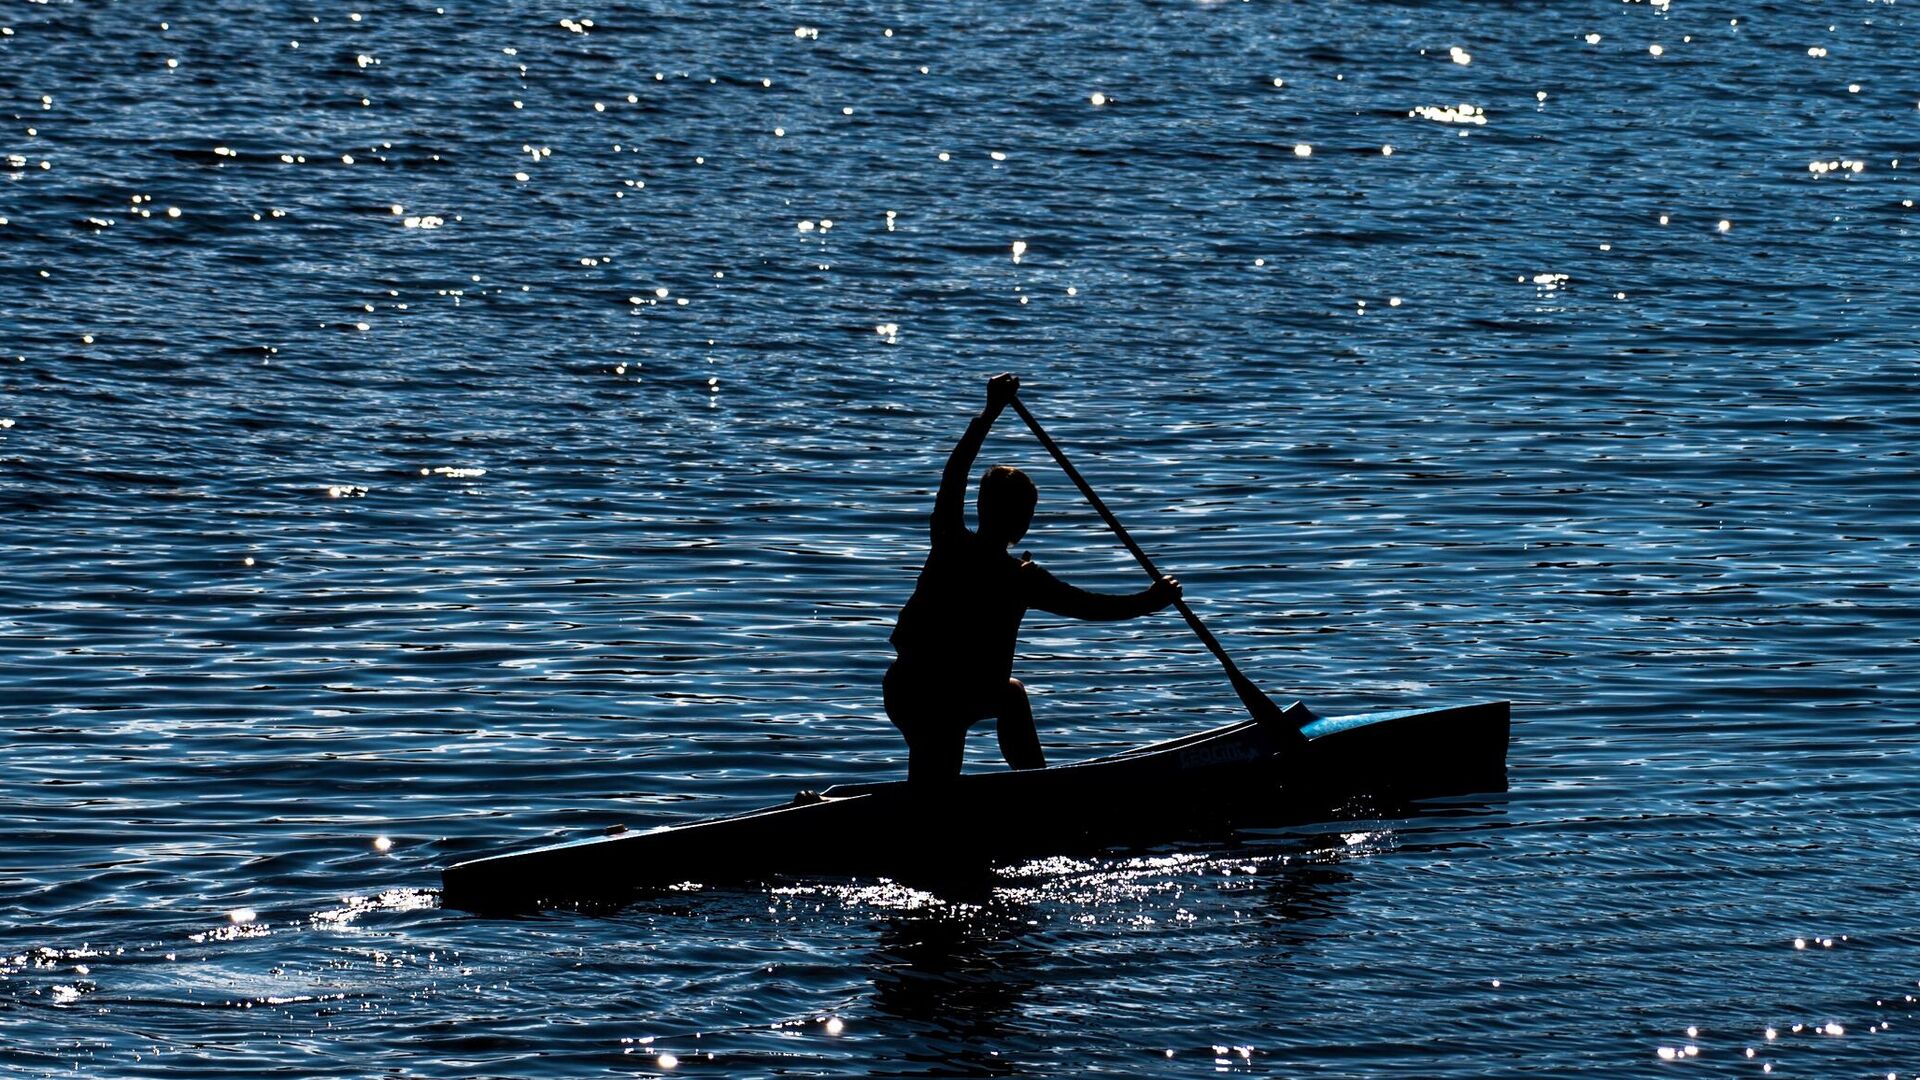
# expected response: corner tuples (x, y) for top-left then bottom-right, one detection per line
(6, 1), (1920, 1075)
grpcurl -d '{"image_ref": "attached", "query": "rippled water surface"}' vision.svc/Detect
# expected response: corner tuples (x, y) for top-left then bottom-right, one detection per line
(6, 1), (1920, 1075)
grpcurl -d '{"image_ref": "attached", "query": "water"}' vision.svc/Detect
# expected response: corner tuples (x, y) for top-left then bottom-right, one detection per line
(5, 1), (1919, 1074)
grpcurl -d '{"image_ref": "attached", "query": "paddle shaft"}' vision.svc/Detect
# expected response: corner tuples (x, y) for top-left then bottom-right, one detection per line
(1007, 396), (1288, 726)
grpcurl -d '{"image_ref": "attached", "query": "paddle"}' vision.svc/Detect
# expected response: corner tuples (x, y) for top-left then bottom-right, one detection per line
(1007, 394), (1310, 747)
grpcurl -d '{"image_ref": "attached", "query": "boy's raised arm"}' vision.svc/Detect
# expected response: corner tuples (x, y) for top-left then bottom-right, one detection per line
(931, 373), (1019, 535)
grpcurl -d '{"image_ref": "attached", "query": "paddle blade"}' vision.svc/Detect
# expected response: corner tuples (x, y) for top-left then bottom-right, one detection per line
(1227, 671), (1310, 749)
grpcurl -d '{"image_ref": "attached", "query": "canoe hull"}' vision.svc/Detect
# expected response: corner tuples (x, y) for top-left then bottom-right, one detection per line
(441, 700), (1509, 911)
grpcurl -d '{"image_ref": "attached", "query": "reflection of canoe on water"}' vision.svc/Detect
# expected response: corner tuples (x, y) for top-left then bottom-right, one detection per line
(440, 700), (1511, 912)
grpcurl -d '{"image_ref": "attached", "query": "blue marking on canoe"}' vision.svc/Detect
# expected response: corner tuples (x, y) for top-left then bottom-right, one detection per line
(1300, 710), (1416, 739)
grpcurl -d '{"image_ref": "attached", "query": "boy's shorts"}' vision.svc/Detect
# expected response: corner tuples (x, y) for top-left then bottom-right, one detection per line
(882, 659), (1000, 744)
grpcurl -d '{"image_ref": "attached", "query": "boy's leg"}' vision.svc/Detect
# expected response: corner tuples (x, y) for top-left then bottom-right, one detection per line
(906, 732), (965, 784)
(885, 661), (968, 783)
(995, 678), (1045, 770)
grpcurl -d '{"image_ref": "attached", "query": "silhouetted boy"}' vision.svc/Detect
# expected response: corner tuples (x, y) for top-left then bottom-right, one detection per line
(886, 374), (1181, 782)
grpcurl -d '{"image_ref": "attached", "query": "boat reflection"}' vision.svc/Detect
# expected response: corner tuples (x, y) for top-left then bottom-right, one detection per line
(856, 832), (1384, 1073)
(865, 901), (1040, 1077)
(1239, 797), (1513, 954)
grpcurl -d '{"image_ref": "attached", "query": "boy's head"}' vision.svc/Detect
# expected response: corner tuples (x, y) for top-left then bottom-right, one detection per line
(978, 465), (1036, 546)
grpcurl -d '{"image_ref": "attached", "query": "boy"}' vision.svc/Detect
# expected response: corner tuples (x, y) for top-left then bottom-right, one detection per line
(885, 373), (1181, 782)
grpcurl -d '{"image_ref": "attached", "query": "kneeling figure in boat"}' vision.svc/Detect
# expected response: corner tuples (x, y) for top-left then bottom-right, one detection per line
(886, 373), (1181, 783)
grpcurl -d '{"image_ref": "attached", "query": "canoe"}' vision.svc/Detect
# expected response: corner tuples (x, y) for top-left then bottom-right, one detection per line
(440, 700), (1509, 911)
